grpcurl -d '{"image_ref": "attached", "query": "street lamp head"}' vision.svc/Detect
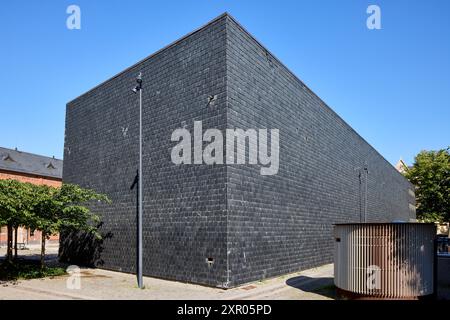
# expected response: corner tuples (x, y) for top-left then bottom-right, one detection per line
(136, 72), (142, 85)
(132, 72), (142, 93)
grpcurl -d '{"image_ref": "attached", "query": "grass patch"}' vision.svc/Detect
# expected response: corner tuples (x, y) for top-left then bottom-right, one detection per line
(0, 260), (66, 281)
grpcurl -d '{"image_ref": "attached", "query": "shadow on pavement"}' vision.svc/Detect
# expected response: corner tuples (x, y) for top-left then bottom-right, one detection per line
(286, 275), (449, 300)
(438, 285), (450, 300)
(285, 276), (338, 299)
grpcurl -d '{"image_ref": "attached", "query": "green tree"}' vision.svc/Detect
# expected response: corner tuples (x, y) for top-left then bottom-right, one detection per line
(31, 183), (109, 267)
(404, 147), (450, 222)
(0, 180), (34, 262)
(1, 180), (109, 268)
(30, 184), (60, 267)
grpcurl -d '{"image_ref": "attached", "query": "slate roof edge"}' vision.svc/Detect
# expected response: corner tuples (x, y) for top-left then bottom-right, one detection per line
(0, 168), (62, 180)
(224, 14), (411, 186)
(0, 147), (63, 179)
(66, 12), (410, 187)
(0, 147), (63, 162)
(67, 12), (230, 105)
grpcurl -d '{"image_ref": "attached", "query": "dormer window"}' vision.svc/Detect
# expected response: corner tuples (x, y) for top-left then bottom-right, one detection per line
(47, 162), (56, 169)
(2, 154), (14, 162)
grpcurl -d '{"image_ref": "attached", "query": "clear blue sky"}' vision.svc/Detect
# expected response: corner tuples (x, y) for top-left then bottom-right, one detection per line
(0, 0), (449, 165)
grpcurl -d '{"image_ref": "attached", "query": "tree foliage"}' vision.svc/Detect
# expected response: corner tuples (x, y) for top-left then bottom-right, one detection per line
(0, 180), (35, 261)
(0, 180), (109, 266)
(403, 147), (450, 222)
(56, 183), (109, 237)
(0, 180), (34, 227)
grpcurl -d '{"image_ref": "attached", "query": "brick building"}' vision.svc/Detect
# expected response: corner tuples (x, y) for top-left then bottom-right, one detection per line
(61, 13), (415, 288)
(0, 147), (63, 247)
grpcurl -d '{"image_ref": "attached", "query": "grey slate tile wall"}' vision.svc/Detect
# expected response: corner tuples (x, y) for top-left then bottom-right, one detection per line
(62, 13), (415, 288)
(62, 15), (229, 287)
(224, 16), (415, 286)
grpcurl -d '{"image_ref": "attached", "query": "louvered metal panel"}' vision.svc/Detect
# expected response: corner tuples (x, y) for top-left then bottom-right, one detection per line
(334, 223), (436, 298)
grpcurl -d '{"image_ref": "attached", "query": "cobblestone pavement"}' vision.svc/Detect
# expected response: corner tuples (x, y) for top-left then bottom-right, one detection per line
(0, 247), (335, 300)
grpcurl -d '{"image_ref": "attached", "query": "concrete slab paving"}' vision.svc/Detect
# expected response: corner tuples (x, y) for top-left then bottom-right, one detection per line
(0, 247), (335, 300)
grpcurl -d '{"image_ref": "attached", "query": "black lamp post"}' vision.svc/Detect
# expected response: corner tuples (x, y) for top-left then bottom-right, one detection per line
(132, 72), (143, 289)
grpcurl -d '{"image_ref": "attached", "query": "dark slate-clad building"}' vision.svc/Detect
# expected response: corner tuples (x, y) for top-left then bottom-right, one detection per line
(61, 13), (415, 288)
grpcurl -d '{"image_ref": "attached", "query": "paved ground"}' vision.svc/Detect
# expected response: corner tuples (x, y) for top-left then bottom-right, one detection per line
(0, 246), (335, 300)
(2, 246), (449, 300)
